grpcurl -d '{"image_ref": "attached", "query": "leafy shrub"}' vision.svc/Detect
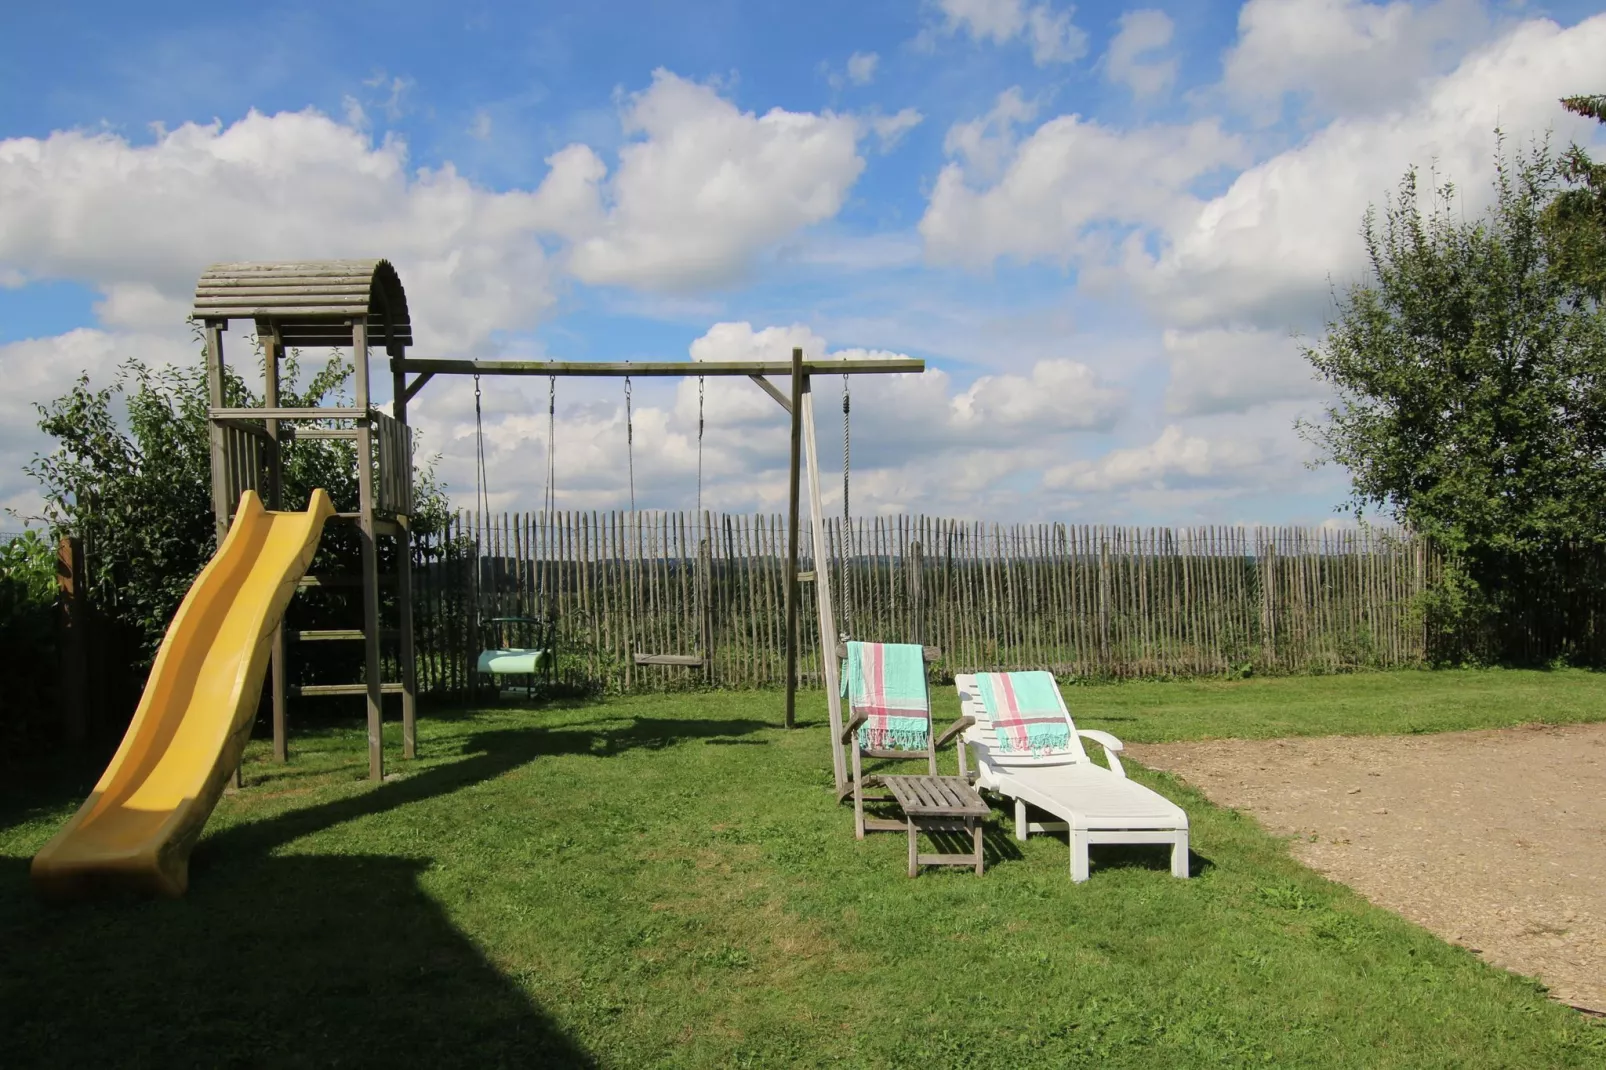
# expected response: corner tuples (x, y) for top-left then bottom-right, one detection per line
(0, 530), (60, 750)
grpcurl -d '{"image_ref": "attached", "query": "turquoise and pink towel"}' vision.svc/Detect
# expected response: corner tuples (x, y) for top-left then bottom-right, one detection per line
(841, 642), (929, 751)
(975, 672), (1073, 756)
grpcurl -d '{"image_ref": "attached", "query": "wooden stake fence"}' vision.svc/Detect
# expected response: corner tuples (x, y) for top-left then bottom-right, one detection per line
(406, 511), (1436, 694)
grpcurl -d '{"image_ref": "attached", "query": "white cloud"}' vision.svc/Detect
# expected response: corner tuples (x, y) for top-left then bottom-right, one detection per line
(868, 107), (924, 152)
(1044, 425), (1269, 492)
(847, 51), (880, 85)
(1105, 9), (1177, 99)
(921, 106), (1248, 267)
(1220, 0), (1495, 121)
(433, 321), (1128, 519)
(934, 0), (1089, 65)
(563, 70), (866, 291)
(1162, 326), (1327, 417)
(467, 110), (493, 140)
(941, 87), (1039, 182)
(1125, 13), (1606, 332)
(0, 109), (575, 354)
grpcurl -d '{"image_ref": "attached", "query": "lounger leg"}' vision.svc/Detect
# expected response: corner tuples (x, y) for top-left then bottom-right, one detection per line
(972, 820), (984, 876)
(1070, 830), (1090, 882)
(907, 820), (919, 878)
(854, 783), (866, 841)
(1014, 798), (1029, 842)
(1171, 831), (1189, 878)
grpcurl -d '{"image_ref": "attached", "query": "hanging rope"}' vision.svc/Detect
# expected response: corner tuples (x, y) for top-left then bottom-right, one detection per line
(841, 373), (851, 527)
(624, 373), (636, 513)
(474, 373), (492, 520)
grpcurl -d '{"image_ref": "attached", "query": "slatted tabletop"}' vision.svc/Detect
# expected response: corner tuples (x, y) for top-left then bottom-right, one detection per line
(881, 775), (990, 819)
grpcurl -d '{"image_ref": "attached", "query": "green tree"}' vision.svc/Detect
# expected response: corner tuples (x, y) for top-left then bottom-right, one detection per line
(27, 345), (452, 680)
(1298, 133), (1606, 662)
(1541, 94), (1606, 303)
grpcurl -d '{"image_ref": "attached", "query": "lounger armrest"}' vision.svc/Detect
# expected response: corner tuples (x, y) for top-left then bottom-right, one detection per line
(934, 715), (975, 749)
(841, 712), (869, 745)
(1076, 729), (1127, 778)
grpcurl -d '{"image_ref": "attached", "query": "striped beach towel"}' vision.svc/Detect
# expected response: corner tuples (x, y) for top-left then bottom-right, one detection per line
(841, 642), (929, 751)
(975, 671), (1073, 756)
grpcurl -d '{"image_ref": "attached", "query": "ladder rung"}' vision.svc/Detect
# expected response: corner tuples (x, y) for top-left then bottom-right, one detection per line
(292, 629), (399, 641)
(292, 683), (406, 697)
(298, 574), (396, 587)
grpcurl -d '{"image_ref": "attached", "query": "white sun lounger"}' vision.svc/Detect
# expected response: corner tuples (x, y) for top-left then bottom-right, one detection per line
(955, 673), (1189, 882)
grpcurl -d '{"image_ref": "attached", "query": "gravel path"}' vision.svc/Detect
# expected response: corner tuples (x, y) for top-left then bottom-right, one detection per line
(1129, 722), (1606, 1015)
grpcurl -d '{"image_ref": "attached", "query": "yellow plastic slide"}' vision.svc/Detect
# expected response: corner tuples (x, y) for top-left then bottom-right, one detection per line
(31, 489), (334, 899)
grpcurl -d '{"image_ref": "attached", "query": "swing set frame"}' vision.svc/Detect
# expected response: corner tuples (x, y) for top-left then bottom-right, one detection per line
(195, 257), (921, 791)
(409, 348), (920, 795)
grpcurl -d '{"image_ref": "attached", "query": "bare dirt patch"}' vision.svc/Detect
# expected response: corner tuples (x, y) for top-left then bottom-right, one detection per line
(1129, 722), (1606, 1014)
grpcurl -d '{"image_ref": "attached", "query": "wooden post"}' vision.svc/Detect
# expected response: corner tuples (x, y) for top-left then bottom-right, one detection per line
(204, 322), (230, 543)
(354, 320), (384, 781)
(783, 347), (804, 729)
(800, 383), (846, 793)
(911, 540), (925, 646)
(204, 321), (245, 788)
(392, 348), (418, 760)
(263, 327), (289, 764)
(57, 535), (88, 745)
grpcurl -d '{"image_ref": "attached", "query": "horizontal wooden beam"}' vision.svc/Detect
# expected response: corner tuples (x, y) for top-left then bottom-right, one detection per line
(395, 357), (925, 378)
(211, 406), (367, 421)
(836, 642), (942, 663)
(292, 683), (406, 697)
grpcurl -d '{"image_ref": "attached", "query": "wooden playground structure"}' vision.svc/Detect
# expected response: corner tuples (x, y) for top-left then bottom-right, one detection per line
(193, 258), (923, 786)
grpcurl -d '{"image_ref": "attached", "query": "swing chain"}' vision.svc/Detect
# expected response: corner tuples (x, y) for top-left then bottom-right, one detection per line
(544, 374), (556, 518)
(624, 373), (636, 513)
(696, 375), (705, 528)
(473, 373), (491, 521)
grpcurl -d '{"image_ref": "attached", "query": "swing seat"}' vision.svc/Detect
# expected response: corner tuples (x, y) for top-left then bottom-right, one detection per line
(478, 647), (551, 675)
(476, 615), (558, 697)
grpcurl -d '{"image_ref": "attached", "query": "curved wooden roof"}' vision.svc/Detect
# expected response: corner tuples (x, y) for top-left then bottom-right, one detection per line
(191, 259), (411, 348)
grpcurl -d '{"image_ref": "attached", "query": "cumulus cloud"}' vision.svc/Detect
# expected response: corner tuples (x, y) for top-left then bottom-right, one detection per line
(1124, 13), (1606, 332)
(921, 101), (1248, 267)
(0, 109), (573, 354)
(438, 320), (1129, 519)
(1044, 425), (1269, 492)
(1104, 9), (1177, 99)
(1162, 327), (1327, 417)
(1220, 0), (1495, 121)
(564, 70), (866, 291)
(933, 0), (1089, 65)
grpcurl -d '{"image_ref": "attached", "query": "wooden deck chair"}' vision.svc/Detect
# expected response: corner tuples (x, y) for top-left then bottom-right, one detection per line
(837, 641), (974, 840)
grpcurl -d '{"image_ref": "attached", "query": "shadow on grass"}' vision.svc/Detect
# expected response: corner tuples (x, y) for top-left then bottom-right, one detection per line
(0, 854), (595, 1068)
(3, 714), (777, 1067)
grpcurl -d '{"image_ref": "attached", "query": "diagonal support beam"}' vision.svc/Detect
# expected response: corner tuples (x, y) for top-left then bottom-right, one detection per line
(400, 371), (434, 405)
(748, 374), (792, 413)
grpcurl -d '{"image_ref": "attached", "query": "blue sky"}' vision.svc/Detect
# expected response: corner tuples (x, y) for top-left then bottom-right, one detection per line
(2, 0), (1604, 524)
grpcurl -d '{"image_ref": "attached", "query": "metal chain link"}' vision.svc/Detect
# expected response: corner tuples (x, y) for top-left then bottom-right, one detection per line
(624, 374), (635, 513)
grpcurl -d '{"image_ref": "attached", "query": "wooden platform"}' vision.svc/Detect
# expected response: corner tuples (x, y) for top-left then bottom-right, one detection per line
(879, 775), (990, 877)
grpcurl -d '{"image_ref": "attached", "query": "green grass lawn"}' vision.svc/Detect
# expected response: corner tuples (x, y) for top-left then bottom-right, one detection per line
(2, 669), (1603, 1068)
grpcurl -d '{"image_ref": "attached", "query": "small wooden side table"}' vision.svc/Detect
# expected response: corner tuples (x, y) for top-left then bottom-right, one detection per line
(879, 775), (991, 877)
